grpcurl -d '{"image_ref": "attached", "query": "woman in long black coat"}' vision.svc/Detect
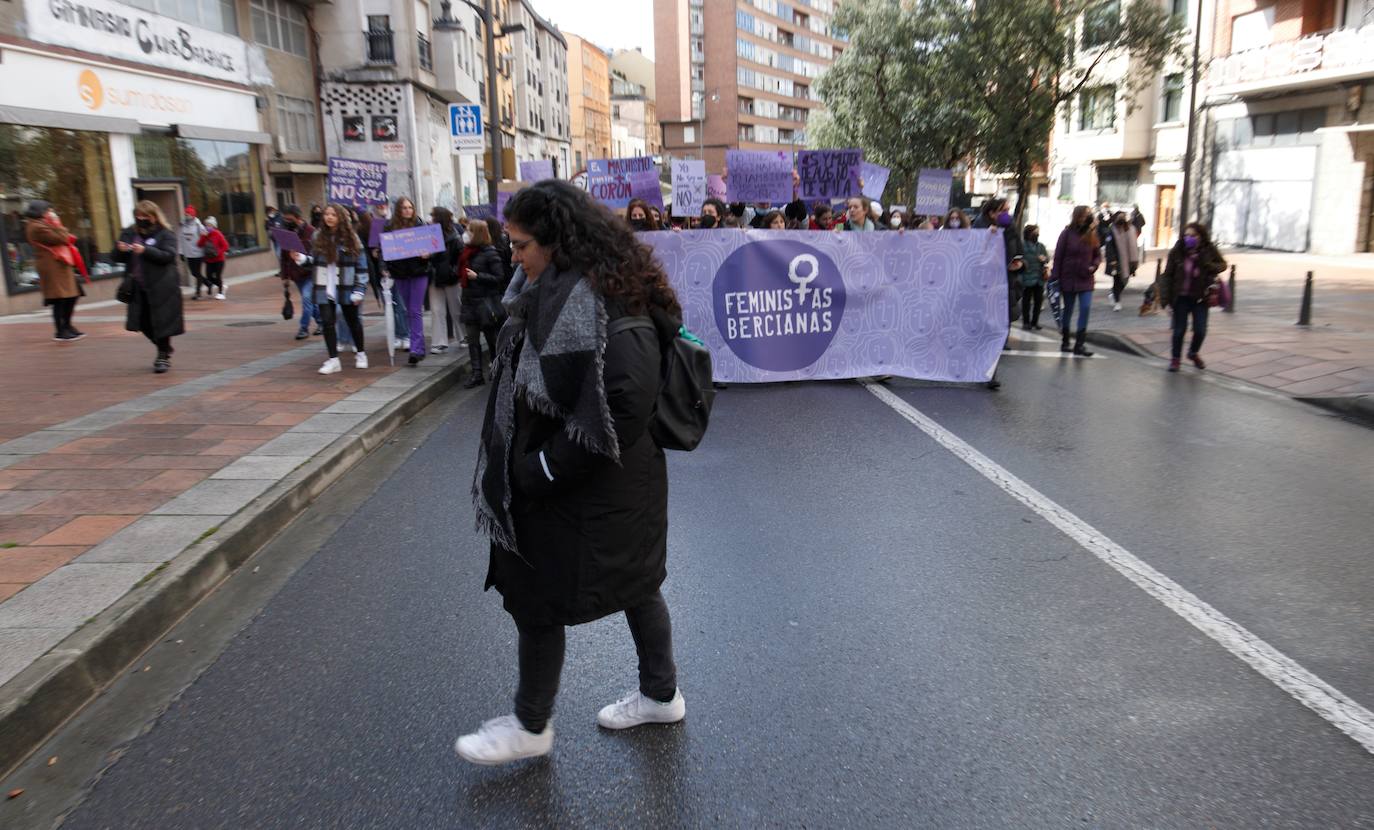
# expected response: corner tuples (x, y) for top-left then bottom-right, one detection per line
(455, 218), (510, 388)
(457, 180), (685, 767)
(114, 201), (184, 373)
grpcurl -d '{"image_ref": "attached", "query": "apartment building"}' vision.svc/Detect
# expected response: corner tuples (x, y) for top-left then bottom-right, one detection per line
(610, 48), (662, 157)
(653, 0), (843, 172)
(0, 0), (325, 311)
(507, 0), (572, 178)
(1203, 0), (1374, 252)
(567, 32), (611, 172)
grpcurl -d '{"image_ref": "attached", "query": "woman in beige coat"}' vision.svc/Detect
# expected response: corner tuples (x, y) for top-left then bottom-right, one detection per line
(23, 200), (85, 342)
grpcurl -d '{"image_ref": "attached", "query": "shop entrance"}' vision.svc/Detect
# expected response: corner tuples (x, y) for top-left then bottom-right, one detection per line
(1154, 185), (1177, 249)
(133, 180), (188, 285)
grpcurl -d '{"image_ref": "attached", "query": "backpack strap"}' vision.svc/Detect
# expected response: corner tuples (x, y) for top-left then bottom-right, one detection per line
(607, 315), (655, 337)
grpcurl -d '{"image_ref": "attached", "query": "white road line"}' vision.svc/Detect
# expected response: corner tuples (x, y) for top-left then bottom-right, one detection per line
(863, 381), (1374, 756)
(1000, 349), (1104, 359)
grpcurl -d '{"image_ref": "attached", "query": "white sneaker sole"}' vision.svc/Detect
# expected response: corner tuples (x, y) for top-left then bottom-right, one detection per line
(596, 696), (687, 730)
(453, 737), (552, 766)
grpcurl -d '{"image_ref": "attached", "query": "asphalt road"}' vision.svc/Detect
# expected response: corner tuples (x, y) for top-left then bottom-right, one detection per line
(12, 332), (1374, 829)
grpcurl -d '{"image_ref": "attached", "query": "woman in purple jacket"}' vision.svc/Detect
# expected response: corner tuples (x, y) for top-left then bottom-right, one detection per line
(1052, 206), (1102, 356)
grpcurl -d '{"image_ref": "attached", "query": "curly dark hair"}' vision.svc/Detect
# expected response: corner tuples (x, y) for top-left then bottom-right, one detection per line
(312, 203), (361, 264)
(503, 180), (682, 318)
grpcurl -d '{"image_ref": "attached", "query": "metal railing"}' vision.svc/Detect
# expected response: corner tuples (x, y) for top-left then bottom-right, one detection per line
(418, 33), (433, 71)
(366, 29), (395, 64)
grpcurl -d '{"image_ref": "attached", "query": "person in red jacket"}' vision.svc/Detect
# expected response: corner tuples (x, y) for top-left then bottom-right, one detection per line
(198, 216), (230, 300)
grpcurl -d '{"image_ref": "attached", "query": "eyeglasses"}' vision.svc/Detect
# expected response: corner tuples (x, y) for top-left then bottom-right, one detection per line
(509, 237), (535, 252)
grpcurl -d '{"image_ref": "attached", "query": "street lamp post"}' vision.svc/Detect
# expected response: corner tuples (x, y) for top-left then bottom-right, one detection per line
(1178, 0), (1204, 231)
(442, 0), (524, 204)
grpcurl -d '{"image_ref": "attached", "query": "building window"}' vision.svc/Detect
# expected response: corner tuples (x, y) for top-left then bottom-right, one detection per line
(1078, 86), (1116, 131)
(277, 95), (320, 154)
(0, 126), (123, 293)
(1170, 0), (1187, 22)
(1082, 0), (1119, 49)
(251, 0), (308, 57)
(133, 135), (266, 253)
(1161, 74), (1184, 123)
(123, 0), (238, 36)
(683, 125), (696, 143)
(1059, 167), (1075, 200)
(1096, 164), (1138, 206)
(273, 175), (296, 209)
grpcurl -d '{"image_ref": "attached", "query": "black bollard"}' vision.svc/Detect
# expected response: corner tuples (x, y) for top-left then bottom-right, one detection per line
(1297, 270), (1313, 326)
(1225, 264), (1236, 313)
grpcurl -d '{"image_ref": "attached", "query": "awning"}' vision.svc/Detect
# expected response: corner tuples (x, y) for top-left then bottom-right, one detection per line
(174, 124), (273, 145)
(0, 104), (141, 135)
(267, 161), (330, 175)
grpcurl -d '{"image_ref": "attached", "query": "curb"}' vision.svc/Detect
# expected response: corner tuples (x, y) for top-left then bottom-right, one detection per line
(1085, 329), (1155, 359)
(1295, 393), (1374, 429)
(0, 355), (470, 779)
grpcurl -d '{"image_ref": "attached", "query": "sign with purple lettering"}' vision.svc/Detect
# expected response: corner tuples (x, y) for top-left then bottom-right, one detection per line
(587, 156), (656, 209)
(798, 149), (863, 201)
(631, 170), (665, 210)
(463, 204), (495, 221)
(861, 162), (891, 201)
(914, 168), (955, 217)
(519, 159), (555, 182)
(672, 160), (706, 217)
(725, 150), (793, 204)
(270, 227), (305, 254)
(707, 174), (728, 202)
(380, 223), (444, 261)
(326, 157), (388, 209)
(643, 230), (1007, 383)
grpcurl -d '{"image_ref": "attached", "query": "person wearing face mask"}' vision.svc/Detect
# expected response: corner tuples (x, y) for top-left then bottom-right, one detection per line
(698, 198), (727, 230)
(1101, 210), (1140, 312)
(942, 208), (970, 230)
(280, 205), (321, 340)
(24, 201), (87, 342)
(1158, 222), (1227, 372)
(626, 199), (654, 232)
(648, 205), (664, 230)
(1052, 205), (1103, 357)
(114, 202), (183, 373)
(973, 198), (1023, 387)
(888, 210), (907, 230)
(1020, 225), (1050, 331)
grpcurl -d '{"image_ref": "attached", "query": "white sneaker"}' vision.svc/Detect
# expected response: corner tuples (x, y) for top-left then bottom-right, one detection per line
(215, 292), (226, 300)
(596, 688), (686, 730)
(355, 351), (368, 369)
(454, 714), (553, 765)
(393, 338), (409, 351)
(318, 357), (342, 375)
(1112, 302), (1122, 312)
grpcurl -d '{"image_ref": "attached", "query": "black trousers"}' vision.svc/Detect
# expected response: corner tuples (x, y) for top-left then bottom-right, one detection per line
(186, 256), (205, 294)
(1019, 283), (1043, 327)
(514, 590), (678, 734)
(464, 322), (499, 375)
(51, 296), (77, 334)
(319, 300), (365, 358)
(205, 260), (225, 292)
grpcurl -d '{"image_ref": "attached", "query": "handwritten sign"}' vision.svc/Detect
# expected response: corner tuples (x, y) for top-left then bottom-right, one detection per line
(861, 162), (891, 201)
(270, 227), (305, 254)
(914, 168), (955, 217)
(380, 224), (444, 261)
(326, 157), (388, 209)
(726, 150), (793, 204)
(631, 170), (665, 211)
(672, 160), (706, 217)
(798, 149), (863, 201)
(707, 174), (728, 202)
(588, 156), (656, 209)
(519, 159), (555, 182)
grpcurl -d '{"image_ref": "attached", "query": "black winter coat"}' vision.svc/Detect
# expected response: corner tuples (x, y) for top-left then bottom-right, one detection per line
(1158, 242), (1226, 307)
(973, 216), (1024, 320)
(484, 301), (673, 627)
(458, 245), (508, 324)
(114, 226), (184, 340)
(431, 228), (462, 287)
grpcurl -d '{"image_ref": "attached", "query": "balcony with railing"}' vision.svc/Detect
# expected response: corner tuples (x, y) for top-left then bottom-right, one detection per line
(418, 33), (433, 71)
(1209, 25), (1374, 97)
(366, 28), (395, 65)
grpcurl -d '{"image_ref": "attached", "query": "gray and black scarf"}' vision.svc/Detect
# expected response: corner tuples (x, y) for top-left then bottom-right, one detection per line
(473, 268), (618, 552)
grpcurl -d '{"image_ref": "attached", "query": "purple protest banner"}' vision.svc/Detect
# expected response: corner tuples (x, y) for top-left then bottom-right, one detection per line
(368, 217), (383, 248)
(672, 160), (706, 217)
(496, 191), (514, 222)
(380, 223), (444, 261)
(326, 157), (388, 209)
(631, 170), (665, 210)
(797, 149), (863, 201)
(519, 159), (555, 182)
(861, 162), (891, 201)
(643, 229), (1007, 383)
(270, 227), (305, 254)
(707, 174), (728, 202)
(588, 156), (656, 209)
(914, 168), (955, 216)
(725, 150), (793, 204)
(463, 204), (495, 221)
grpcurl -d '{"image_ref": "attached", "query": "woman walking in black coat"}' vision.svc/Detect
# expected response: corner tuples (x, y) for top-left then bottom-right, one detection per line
(458, 180), (685, 766)
(456, 219), (509, 388)
(1158, 221), (1227, 372)
(114, 201), (184, 373)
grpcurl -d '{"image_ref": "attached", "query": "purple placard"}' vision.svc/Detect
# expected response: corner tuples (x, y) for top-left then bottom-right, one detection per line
(643, 229), (1007, 383)
(588, 156), (656, 209)
(367, 218), (383, 248)
(463, 204), (495, 221)
(861, 162), (891, 201)
(519, 159), (555, 182)
(914, 168), (955, 217)
(326, 157), (388, 209)
(496, 191), (514, 223)
(380, 223), (444, 261)
(270, 227), (305, 254)
(725, 150), (793, 204)
(631, 170), (665, 211)
(672, 160), (706, 217)
(707, 174), (728, 202)
(797, 149), (863, 201)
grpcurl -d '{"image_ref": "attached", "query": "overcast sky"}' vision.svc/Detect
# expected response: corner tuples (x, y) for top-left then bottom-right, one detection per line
(540, 0), (655, 60)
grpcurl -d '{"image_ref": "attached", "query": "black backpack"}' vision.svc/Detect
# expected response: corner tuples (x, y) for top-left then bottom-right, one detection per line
(607, 316), (715, 451)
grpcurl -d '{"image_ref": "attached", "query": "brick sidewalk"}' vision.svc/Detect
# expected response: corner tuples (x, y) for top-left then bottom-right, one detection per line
(0, 274), (459, 684)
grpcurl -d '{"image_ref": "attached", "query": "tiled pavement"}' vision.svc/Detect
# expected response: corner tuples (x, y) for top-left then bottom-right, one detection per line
(0, 274), (461, 686)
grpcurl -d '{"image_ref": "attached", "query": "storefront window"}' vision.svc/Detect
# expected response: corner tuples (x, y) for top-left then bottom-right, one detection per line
(134, 135), (266, 253)
(0, 125), (124, 295)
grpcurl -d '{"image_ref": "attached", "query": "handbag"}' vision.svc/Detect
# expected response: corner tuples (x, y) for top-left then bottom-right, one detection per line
(1205, 278), (1228, 309)
(115, 277), (134, 304)
(476, 295), (507, 329)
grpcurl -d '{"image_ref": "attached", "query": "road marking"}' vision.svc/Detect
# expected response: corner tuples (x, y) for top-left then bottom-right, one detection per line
(862, 380), (1374, 756)
(1000, 349), (1104, 359)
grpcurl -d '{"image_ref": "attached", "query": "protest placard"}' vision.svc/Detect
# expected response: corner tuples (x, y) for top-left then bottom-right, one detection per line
(860, 162), (891, 201)
(368, 218), (382, 248)
(326, 157), (388, 209)
(380, 224), (444, 261)
(798, 149), (863, 201)
(519, 159), (555, 182)
(587, 156), (656, 209)
(672, 160), (706, 217)
(914, 168), (955, 216)
(270, 227), (305, 254)
(463, 204), (495, 221)
(631, 170), (665, 211)
(725, 150), (793, 204)
(707, 174), (728, 202)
